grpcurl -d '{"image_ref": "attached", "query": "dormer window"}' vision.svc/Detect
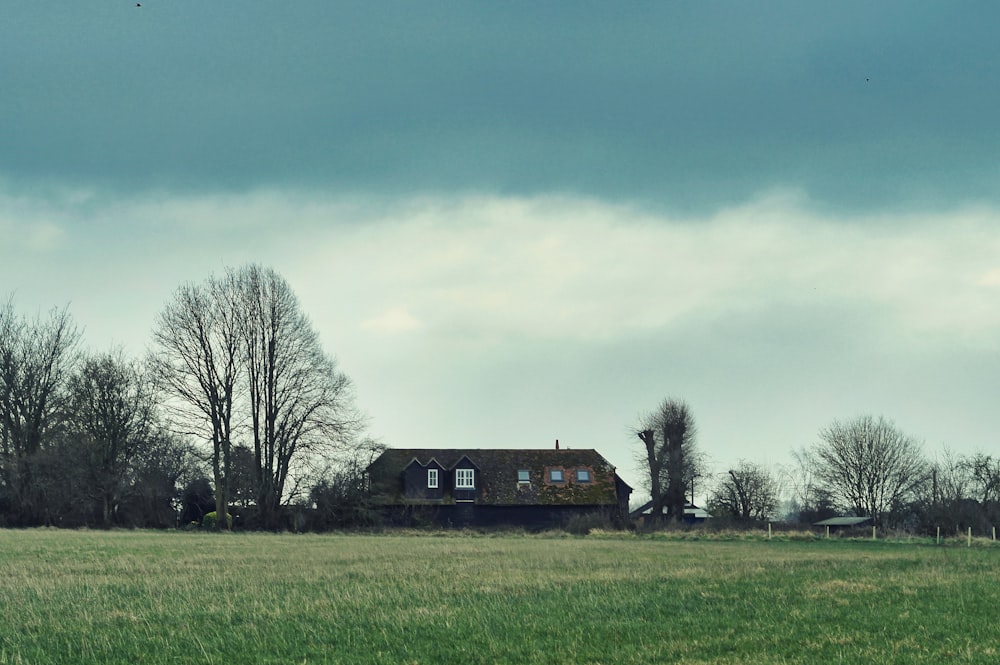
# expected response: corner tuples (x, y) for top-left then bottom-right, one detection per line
(456, 468), (475, 489)
(427, 469), (439, 488)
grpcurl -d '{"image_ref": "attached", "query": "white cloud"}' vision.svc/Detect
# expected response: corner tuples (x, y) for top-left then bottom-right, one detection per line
(0, 190), (67, 252)
(269, 192), (1000, 356)
(361, 307), (422, 334)
(8, 185), (999, 355)
(978, 268), (1000, 287)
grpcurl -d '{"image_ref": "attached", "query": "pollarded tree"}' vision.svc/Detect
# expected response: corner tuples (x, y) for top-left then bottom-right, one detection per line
(708, 460), (779, 522)
(812, 415), (928, 527)
(636, 398), (700, 524)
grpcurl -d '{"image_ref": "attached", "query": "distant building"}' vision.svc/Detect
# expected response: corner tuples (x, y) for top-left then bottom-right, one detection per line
(366, 445), (632, 529)
(814, 516), (873, 532)
(629, 501), (712, 525)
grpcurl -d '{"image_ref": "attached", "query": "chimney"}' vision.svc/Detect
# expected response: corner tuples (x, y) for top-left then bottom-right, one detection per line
(555, 439), (559, 450)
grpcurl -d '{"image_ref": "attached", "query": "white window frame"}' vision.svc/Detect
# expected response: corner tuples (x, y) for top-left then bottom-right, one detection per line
(427, 468), (439, 489)
(550, 469), (564, 483)
(455, 468), (475, 489)
(576, 469), (591, 483)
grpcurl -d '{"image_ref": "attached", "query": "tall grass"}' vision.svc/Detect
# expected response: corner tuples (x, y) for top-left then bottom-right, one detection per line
(0, 529), (997, 664)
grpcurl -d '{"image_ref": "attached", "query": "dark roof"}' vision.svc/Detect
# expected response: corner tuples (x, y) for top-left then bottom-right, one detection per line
(368, 448), (628, 506)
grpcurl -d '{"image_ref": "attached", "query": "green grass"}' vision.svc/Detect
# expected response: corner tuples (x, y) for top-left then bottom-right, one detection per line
(1, 530), (998, 664)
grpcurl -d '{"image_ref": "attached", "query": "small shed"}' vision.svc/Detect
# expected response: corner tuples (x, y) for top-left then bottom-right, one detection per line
(629, 501), (711, 525)
(814, 516), (872, 532)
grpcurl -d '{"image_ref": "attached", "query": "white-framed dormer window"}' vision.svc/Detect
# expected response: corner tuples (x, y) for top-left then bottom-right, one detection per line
(517, 469), (530, 483)
(550, 469), (564, 483)
(576, 469), (591, 483)
(456, 468), (475, 489)
(427, 468), (439, 489)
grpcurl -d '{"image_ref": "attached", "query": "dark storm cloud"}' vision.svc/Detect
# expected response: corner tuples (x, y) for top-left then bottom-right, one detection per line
(3, 2), (1000, 210)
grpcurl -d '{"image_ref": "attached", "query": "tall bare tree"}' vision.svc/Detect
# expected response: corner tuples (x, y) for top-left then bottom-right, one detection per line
(152, 266), (361, 530)
(636, 398), (698, 524)
(151, 278), (241, 529)
(66, 350), (157, 527)
(708, 460), (779, 522)
(237, 265), (359, 529)
(812, 414), (928, 527)
(0, 298), (80, 525)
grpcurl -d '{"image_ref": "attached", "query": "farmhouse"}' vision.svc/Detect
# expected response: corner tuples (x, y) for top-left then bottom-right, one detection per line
(366, 444), (632, 529)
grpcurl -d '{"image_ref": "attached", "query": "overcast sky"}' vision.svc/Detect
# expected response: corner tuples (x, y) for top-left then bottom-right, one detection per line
(3, 2), (999, 500)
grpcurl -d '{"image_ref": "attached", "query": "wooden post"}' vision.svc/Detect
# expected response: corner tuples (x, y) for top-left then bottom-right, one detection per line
(826, 525), (830, 539)
(936, 526), (940, 545)
(993, 526), (996, 541)
(768, 523), (772, 540)
(968, 527), (972, 548)
(872, 525), (876, 541)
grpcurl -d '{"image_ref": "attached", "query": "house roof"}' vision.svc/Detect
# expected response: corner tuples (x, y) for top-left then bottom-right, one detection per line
(814, 516), (872, 527)
(629, 501), (712, 519)
(368, 448), (629, 507)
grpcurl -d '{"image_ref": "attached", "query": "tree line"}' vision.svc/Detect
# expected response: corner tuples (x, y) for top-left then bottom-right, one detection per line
(0, 265), (379, 530)
(635, 398), (1000, 532)
(5, 270), (995, 534)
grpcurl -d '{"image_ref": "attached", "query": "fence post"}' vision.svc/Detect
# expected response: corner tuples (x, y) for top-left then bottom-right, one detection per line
(968, 527), (972, 548)
(936, 526), (940, 545)
(826, 525), (830, 539)
(872, 525), (876, 541)
(768, 523), (772, 540)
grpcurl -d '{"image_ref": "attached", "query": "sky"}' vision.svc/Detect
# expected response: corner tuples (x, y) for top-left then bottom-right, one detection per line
(3, 2), (1000, 501)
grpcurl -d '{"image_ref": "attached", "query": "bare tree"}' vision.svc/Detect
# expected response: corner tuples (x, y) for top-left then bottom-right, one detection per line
(126, 432), (202, 527)
(966, 453), (1000, 506)
(812, 415), (928, 527)
(66, 349), (157, 527)
(708, 460), (778, 522)
(780, 448), (837, 524)
(237, 265), (360, 529)
(917, 447), (999, 533)
(636, 398), (698, 523)
(151, 278), (241, 529)
(151, 266), (362, 530)
(309, 437), (386, 530)
(0, 298), (81, 525)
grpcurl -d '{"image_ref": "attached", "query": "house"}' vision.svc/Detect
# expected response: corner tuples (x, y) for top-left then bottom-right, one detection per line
(366, 445), (632, 529)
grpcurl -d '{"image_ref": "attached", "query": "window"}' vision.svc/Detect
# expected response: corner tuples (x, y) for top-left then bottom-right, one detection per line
(576, 469), (591, 483)
(427, 469), (438, 489)
(517, 469), (530, 483)
(549, 469), (564, 482)
(456, 468), (475, 489)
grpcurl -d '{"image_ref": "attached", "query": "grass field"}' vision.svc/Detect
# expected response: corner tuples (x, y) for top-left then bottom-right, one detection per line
(0, 530), (998, 664)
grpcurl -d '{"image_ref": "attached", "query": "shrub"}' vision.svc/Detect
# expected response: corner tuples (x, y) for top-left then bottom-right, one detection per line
(564, 511), (616, 535)
(201, 511), (233, 530)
